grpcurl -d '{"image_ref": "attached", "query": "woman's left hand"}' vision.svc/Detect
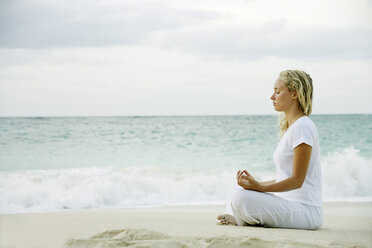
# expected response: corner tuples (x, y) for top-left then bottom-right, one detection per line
(236, 170), (262, 191)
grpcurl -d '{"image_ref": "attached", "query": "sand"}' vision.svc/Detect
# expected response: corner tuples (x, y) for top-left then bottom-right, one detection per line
(1, 202), (371, 248)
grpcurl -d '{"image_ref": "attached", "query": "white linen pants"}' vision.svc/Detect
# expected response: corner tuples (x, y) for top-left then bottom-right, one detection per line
(224, 186), (323, 230)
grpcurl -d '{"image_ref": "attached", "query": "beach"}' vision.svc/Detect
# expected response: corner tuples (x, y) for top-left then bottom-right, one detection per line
(1, 116), (371, 247)
(1, 202), (371, 248)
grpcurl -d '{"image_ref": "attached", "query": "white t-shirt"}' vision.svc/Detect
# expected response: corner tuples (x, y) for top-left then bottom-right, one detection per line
(273, 116), (322, 207)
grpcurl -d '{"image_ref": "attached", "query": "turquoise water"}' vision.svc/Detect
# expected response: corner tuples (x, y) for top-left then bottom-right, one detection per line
(0, 114), (371, 213)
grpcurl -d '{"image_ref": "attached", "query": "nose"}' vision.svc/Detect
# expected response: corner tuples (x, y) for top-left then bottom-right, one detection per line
(270, 93), (275, 100)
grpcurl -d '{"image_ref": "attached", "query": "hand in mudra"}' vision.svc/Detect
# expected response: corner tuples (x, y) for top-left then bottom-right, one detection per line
(236, 170), (261, 191)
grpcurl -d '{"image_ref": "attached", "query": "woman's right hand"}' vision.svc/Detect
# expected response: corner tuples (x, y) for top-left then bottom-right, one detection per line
(236, 170), (250, 189)
(236, 170), (262, 191)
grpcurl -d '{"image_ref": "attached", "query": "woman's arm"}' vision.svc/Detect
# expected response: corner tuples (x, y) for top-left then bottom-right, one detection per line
(260, 180), (276, 186)
(238, 143), (312, 192)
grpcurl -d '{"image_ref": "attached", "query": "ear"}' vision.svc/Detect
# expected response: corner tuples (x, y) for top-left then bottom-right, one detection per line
(292, 90), (298, 100)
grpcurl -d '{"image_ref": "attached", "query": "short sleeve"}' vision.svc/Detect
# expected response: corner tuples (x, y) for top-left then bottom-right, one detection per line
(290, 123), (314, 149)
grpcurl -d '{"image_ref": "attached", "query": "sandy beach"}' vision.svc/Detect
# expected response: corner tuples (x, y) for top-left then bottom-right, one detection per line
(1, 202), (371, 248)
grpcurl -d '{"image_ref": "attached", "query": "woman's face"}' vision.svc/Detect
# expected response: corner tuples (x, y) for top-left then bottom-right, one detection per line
(270, 79), (295, 112)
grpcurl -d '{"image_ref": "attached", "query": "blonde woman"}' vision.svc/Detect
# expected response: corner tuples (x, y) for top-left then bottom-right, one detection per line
(217, 70), (322, 229)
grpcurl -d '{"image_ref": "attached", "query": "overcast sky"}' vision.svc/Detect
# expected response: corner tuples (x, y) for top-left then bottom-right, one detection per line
(0, 0), (371, 116)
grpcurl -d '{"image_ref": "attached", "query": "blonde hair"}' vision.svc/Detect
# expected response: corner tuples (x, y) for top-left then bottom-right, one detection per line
(278, 70), (313, 137)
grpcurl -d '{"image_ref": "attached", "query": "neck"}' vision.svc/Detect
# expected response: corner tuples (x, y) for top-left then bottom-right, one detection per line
(284, 106), (305, 127)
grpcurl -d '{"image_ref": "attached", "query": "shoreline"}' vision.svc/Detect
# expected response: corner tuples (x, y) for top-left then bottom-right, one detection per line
(1, 200), (372, 216)
(1, 202), (371, 248)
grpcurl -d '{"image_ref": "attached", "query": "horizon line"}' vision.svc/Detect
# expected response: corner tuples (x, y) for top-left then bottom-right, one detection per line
(0, 113), (371, 118)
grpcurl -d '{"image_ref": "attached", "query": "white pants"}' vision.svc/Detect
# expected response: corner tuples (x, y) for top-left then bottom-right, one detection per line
(224, 186), (323, 230)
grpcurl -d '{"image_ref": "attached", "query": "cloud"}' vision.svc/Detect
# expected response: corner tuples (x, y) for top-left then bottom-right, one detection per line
(0, 0), (219, 49)
(1, 0), (371, 61)
(147, 21), (372, 60)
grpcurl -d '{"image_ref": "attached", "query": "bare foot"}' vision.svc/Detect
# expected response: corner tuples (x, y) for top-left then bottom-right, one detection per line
(216, 214), (238, 225)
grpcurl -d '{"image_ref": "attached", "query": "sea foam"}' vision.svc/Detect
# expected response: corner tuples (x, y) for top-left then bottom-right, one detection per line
(0, 166), (236, 214)
(1, 147), (371, 214)
(322, 146), (372, 201)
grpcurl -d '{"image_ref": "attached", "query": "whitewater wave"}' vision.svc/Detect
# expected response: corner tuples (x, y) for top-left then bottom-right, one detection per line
(0, 166), (237, 214)
(322, 146), (372, 201)
(1, 146), (371, 214)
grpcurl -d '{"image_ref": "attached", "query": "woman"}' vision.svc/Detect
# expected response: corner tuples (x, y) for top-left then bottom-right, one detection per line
(217, 70), (322, 229)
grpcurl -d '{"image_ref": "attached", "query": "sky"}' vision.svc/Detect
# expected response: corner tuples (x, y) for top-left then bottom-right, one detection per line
(0, 0), (371, 116)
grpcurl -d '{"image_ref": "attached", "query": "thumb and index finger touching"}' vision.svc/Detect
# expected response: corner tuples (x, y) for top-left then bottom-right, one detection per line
(237, 169), (252, 177)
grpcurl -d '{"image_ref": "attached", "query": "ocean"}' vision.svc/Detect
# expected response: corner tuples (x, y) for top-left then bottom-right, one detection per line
(1, 114), (371, 214)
